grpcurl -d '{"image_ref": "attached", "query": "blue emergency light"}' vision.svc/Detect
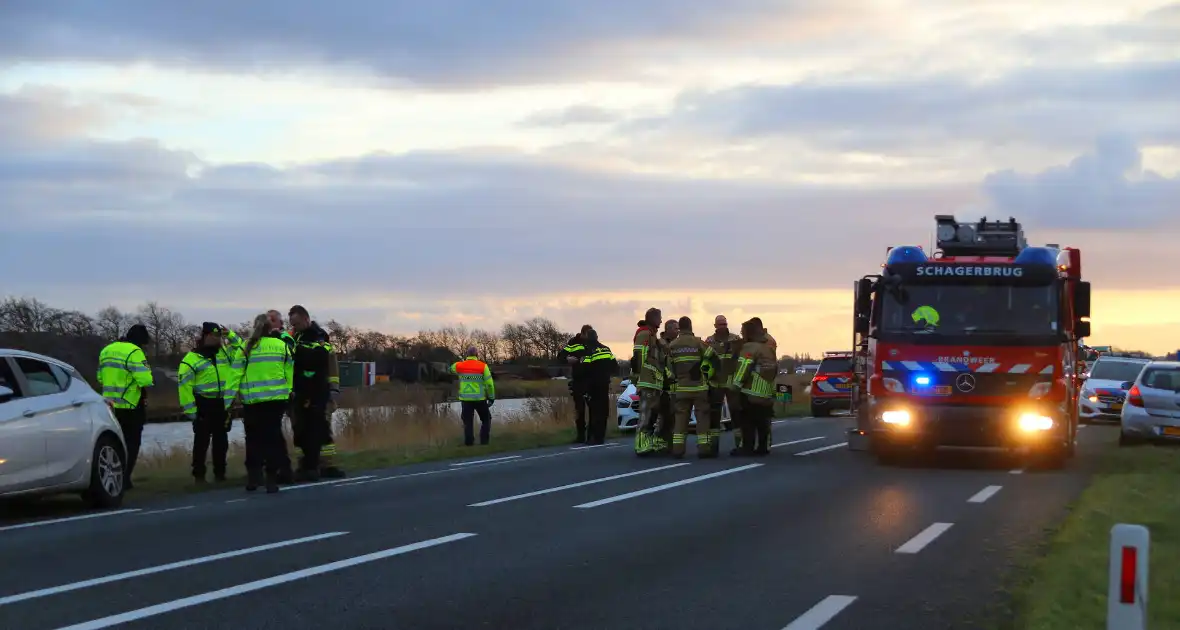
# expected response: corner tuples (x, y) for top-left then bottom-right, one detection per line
(914, 375), (931, 386)
(885, 245), (929, 266)
(1013, 246), (1057, 266)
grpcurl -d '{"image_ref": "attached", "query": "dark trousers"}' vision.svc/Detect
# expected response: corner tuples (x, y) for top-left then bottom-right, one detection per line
(192, 397), (229, 479)
(461, 400), (491, 445)
(653, 391), (674, 443)
(243, 401), (287, 475)
(113, 404), (146, 482)
(740, 398), (773, 453)
(571, 388), (588, 441)
(586, 386), (609, 444)
(292, 403), (331, 470)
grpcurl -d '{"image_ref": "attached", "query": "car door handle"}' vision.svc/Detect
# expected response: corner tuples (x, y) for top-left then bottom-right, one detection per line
(22, 410), (35, 418)
(71, 399), (85, 407)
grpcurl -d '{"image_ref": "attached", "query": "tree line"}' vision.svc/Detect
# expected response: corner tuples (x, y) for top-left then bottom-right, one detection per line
(0, 296), (575, 365)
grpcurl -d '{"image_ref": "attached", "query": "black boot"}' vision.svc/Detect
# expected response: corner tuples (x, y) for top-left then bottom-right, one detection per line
(320, 466), (346, 479)
(246, 468), (263, 492)
(265, 471), (280, 493)
(295, 468), (321, 483)
(277, 467), (294, 484)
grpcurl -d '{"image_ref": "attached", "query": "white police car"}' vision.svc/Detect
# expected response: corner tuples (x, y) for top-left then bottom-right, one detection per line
(616, 380), (731, 432)
(1079, 355), (1150, 423)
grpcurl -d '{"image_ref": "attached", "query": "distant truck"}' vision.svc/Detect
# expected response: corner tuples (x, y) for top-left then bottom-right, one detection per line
(847, 215), (1091, 468)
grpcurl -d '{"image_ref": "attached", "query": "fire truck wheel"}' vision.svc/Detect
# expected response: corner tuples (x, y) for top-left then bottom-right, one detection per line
(810, 404), (830, 418)
(872, 441), (908, 466)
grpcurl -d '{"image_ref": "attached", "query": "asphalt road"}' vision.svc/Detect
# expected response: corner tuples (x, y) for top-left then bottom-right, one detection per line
(0, 416), (1110, 630)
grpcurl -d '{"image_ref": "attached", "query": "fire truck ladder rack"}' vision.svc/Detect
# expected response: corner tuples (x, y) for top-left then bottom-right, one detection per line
(848, 277), (874, 451)
(934, 214), (1027, 257)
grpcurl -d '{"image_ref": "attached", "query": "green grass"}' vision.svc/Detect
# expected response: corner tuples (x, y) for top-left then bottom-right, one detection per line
(1011, 440), (1180, 629)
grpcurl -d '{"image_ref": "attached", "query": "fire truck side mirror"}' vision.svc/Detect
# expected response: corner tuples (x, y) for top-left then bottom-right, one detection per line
(1073, 281), (1091, 318)
(1076, 320), (1091, 338)
(855, 279), (873, 316)
(854, 316), (870, 335)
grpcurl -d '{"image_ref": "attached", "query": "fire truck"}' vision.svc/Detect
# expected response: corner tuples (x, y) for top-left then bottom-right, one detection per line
(846, 215), (1091, 468)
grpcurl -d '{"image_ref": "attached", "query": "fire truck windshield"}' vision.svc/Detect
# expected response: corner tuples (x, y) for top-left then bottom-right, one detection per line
(880, 284), (1058, 338)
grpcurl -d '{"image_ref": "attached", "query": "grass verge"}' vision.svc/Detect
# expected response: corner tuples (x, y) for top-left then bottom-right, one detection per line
(129, 385), (607, 500)
(1011, 441), (1180, 629)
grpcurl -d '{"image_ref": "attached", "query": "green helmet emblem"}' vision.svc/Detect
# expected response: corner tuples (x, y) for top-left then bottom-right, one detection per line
(911, 305), (940, 327)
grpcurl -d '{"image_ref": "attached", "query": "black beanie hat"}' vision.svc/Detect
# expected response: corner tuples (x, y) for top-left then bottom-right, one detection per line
(124, 324), (150, 346)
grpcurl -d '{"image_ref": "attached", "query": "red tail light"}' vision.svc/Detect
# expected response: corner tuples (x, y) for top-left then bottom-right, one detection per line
(1127, 385), (1143, 407)
(812, 375), (828, 383)
(629, 394), (639, 401)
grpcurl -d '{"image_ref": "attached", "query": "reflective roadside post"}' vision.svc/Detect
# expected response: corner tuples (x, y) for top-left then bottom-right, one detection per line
(1108, 523), (1149, 630)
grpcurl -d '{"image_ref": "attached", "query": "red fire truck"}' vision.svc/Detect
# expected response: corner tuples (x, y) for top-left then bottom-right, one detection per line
(846, 215), (1091, 468)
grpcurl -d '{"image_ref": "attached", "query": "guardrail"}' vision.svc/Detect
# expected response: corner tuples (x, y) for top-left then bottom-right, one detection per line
(1108, 523), (1149, 629)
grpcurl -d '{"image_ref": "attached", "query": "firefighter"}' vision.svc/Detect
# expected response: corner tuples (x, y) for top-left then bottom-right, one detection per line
(732, 317), (777, 455)
(668, 316), (717, 458)
(448, 347), (496, 446)
(581, 328), (616, 445)
(97, 324), (153, 489)
(288, 305), (345, 480)
(654, 319), (679, 447)
(631, 307), (669, 456)
(705, 314), (742, 456)
(559, 325), (592, 443)
(238, 314), (294, 493)
(177, 322), (244, 484)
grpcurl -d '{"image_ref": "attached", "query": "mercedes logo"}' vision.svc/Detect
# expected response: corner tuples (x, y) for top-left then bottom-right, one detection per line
(955, 373), (977, 393)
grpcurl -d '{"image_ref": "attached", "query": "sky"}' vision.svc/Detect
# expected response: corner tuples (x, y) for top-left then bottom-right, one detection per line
(2, 0), (1179, 356)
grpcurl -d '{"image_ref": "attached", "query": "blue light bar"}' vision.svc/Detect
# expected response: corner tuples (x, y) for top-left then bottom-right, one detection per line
(914, 375), (931, 386)
(885, 245), (929, 266)
(1013, 246), (1057, 266)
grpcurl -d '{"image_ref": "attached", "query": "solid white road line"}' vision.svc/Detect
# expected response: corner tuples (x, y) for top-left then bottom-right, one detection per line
(795, 443), (847, 456)
(0, 532), (347, 606)
(781, 595), (858, 630)
(0, 509), (141, 533)
(449, 455), (521, 467)
(770, 436), (826, 449)
(469, 463), (692, 507)
(967, 485), (1002, 504)
(137, 506), (195, 516)
(573, 464), (763, 509)
(53, 533), (477, 630)
(895, 522), (953, 554)
(278, 475), (376, 491)
(1009, 469), (1024, 475)
(336, 451), (575, 487)
(569, 443), (622, 450)
(224, 499), (248, 504)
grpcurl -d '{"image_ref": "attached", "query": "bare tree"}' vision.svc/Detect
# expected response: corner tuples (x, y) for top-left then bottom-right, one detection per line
(136, 302), (186, 360)
(95, 306), (132, 341)
(472, 328), (504, 363)
(323, 319), (356, 355)
(0, 297), (60, 333)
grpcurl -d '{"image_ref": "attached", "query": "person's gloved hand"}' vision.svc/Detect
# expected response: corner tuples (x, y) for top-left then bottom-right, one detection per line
(186, 412), (197, 422)
(487, 399), (495, 408)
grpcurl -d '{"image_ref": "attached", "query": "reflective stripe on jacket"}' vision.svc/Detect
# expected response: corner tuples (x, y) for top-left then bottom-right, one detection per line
(448, 356), (495, 401)
(97, 341), (153, 409)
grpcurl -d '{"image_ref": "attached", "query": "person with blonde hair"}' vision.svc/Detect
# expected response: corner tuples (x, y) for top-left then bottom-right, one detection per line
(236, 313), (294, 493)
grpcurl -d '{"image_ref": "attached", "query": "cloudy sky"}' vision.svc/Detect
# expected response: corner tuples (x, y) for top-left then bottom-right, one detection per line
(2, 0), (1179, 355)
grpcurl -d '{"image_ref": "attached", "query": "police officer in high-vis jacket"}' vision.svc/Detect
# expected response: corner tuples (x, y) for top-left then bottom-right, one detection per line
(177, 322), (244, 484)
(97, 324), (153, 488)
(238, 313), (295, 493)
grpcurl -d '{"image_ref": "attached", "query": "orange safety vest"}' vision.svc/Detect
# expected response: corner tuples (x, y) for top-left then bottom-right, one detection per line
(450, 356), (495, 401)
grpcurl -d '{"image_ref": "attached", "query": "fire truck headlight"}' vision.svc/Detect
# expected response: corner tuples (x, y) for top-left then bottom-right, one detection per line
(882, 410), (910, 426)
(883, 378), (905, 393)
(1017, 413), (1053, 432)
(1028, 382), (1051, 398)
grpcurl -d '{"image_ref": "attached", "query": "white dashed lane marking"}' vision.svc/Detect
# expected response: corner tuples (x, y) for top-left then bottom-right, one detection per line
(573, 464), (764, 509)
(469, 463), (691, 507)
(967, 485), (1002, 503)
(895, 522), (953, 554)
(138, 506), (195, 516)
(781, 595), (858, 630)
(795, 443), (847, 456)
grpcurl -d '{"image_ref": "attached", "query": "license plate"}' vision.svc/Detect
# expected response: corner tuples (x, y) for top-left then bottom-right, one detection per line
(835, 383), (851, 390)
(1109, 403), (1123, 411)
(915, 385), (952, 396)
(1162, 426), (1180, 437)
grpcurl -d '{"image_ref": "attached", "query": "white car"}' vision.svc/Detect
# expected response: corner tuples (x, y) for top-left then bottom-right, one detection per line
(616, 380), (732, 432)
(0, 349), (128, 508)
(1120, 360), (1180, 445)
(1079, 356), (1151, 423)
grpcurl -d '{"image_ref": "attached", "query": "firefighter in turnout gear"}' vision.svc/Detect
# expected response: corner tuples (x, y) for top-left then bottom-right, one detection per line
(178, 323), (244, 483)
(705, 314), (742, 456)
(558, 325), (593, 443)
(288, 305), (345, 480)
(448, 347), (497, 445)
(97, 324), (153, 488)
(656, 320), (679, 447)
(632, 307), (669, 456)
(732, 318), (777, 455)
(581, 328), (616, 445)
(668, 316), (717, 458)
